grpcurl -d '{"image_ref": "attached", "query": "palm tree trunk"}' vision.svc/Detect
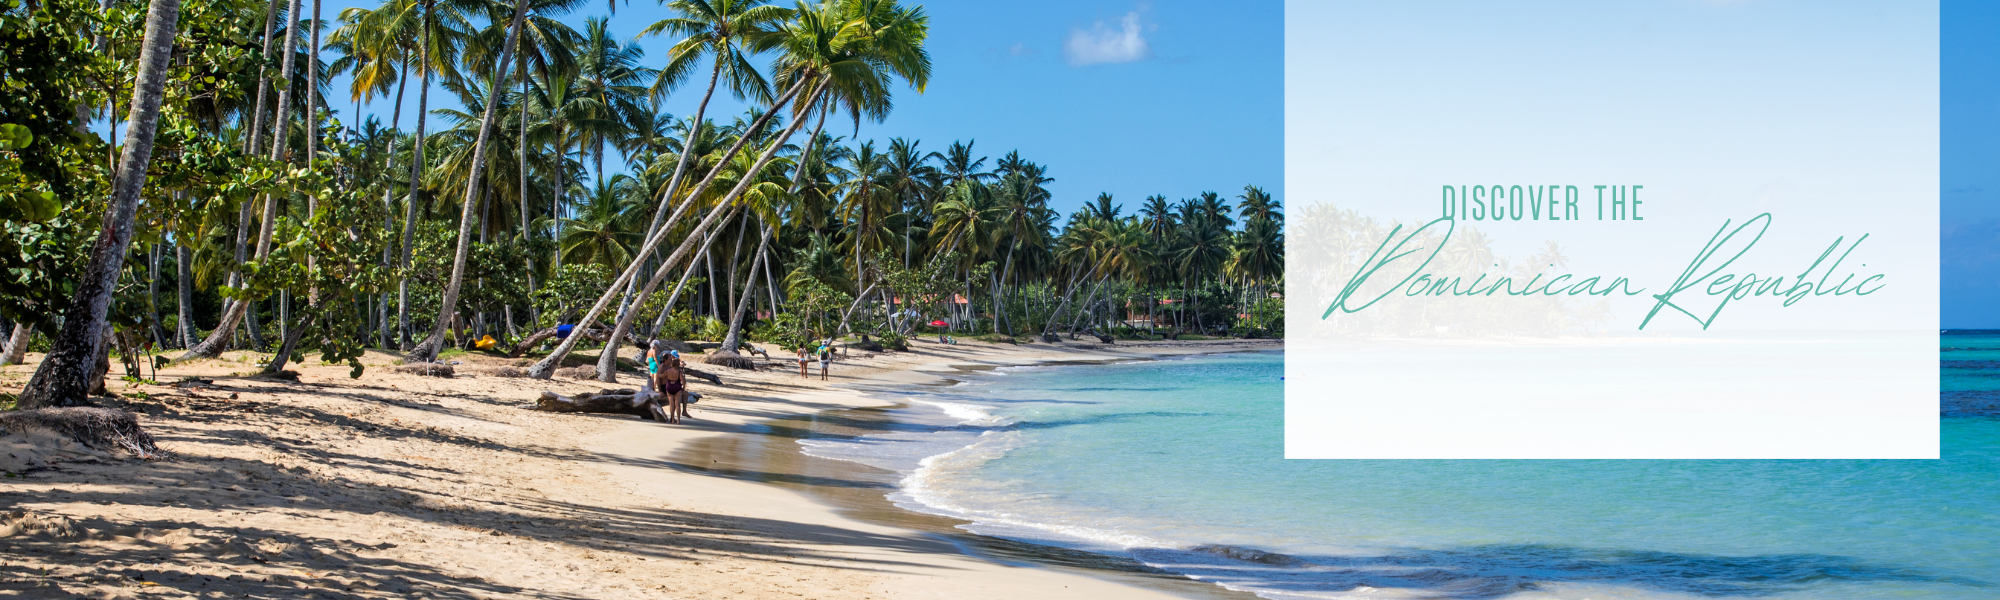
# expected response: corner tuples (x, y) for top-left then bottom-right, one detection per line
(399, 5), (436, 350)
(996, 241), (1016, 334)
(146, 243), (166, 347)
(551, 126), (566, 272)
(726, 213), (745, 318)
(533, 79), (823, 379)
(264, 302), (314, 373)
(518, 51), (537, 329)
(408, 0), (529, 361)
(711, 226), (770, 368)
(763, 244), (781, 313)
(702, 236), (717, 318)
(303, 0), (321, 304)
(2, 323), (32, 365)
(17, 0), (181, 408)
(222, 0), (280, 339)
(647, 223), (724, 336)
(180, 0), (300, 361)
(378, 58), (408, 349)
(176, 240), (196, 347)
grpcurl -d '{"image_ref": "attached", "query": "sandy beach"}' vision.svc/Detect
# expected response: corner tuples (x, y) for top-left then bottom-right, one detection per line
(0, 337), (1277, 599)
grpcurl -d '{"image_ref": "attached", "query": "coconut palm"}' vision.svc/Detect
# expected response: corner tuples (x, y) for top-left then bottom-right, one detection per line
(529, 0), (931, 376)
(18, 0), (184, 407)
(573, 16), (654, 186)
(836, 139), (895, 297)
(559, 176), (646, 269)
(407, 0), (534, 361)
(636, 0), (785, 249)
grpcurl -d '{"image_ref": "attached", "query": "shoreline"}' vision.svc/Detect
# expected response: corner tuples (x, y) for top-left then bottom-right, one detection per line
(0, 336), (1277, 599)
(582, 339), (1281, 600)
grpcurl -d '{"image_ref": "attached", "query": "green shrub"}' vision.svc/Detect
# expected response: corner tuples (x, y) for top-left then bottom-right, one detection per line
(877, 330), (909, 351)
(696, 316), (728, 341)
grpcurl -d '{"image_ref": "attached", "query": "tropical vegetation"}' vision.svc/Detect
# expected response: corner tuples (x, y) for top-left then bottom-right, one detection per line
(0, 0), (1283, 408)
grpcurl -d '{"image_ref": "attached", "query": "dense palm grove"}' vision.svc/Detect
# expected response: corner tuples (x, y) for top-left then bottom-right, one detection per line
(0, 0), (1281, 407)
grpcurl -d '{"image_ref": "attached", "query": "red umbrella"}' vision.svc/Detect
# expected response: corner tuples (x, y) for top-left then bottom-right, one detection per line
(929, 320), (949, 327)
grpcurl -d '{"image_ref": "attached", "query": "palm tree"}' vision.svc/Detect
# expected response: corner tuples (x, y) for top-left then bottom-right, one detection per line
(19, 0), (183, 408)
(989, 161), (1052, 334)
(636, 0), (784, 251)
(409, 0), (533, 361)
(883, 136), (936, 266)
(574, 16), (654, 186)
(1237, 184), (1280, 227)
(182, 0), (316, 360)
(936, 139), (989, 188)
(837, 139), (895, 298)
(530, 0), (932, 376)
(1174, 210), (1232, 333)
(560, 176), (646, 268)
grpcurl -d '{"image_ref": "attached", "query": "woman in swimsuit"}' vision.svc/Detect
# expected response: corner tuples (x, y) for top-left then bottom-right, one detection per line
(796, 345), (811, 379)
(663, 351), (690, 422)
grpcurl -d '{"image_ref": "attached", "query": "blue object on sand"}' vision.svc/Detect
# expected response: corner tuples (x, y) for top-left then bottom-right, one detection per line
(556, 323), (575, 339)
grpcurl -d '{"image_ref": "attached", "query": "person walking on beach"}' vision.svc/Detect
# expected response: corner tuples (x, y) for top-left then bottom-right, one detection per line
(817, 343), (833, 381)
(796, 344), (811, 379)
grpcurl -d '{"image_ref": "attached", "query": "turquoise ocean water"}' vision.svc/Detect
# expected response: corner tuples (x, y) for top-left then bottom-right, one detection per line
(799, 344), (1996, 600)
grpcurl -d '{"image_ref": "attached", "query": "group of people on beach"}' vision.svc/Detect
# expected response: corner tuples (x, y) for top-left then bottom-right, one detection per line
(797, 337), (836, 381)
(636, 337), (836, 425)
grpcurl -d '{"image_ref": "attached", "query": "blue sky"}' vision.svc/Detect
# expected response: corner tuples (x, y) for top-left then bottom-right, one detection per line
(309, 0), (1283, 219)
(1944, 0), (2000, 328)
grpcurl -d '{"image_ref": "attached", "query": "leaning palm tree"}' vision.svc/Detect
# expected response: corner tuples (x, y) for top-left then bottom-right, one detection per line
(182, 0), (317, 360)
(529, 0), (932, 378)
(19, 0), (183, 407)
(636, 0), (784, 250)
(408, 0), (534, 361)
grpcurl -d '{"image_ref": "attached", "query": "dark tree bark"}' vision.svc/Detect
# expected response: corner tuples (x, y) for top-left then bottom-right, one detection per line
(18, 0), (182, 408)
(146, 243), (166, 347)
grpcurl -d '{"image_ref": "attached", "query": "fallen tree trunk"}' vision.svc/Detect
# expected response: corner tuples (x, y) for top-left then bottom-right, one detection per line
(531, 389), (664, 420)
(683, 367), (722, 386)
(508, 326), (560, 357)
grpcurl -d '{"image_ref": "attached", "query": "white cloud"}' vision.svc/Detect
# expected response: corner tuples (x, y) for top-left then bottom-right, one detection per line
(1064, 11), (1149, 66)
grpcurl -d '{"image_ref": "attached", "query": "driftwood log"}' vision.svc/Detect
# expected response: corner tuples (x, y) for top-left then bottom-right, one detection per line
(683, 367), (722, 386)
(532, 389), (668, 421)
